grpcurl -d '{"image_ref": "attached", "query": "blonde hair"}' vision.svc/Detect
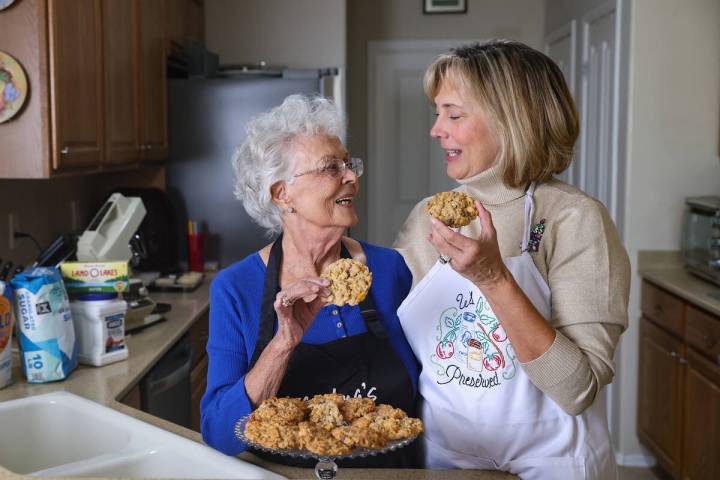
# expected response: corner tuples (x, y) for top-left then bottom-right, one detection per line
(424, 40), (578, 188)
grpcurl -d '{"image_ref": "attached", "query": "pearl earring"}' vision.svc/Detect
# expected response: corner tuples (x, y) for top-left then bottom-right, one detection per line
(287, 207), (295, 213)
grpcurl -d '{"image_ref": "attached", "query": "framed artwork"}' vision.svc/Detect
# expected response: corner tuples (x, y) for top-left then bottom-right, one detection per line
(423, 0), (467, 14)
(0, 0), (16, 12)
(0, 51), (29, 124)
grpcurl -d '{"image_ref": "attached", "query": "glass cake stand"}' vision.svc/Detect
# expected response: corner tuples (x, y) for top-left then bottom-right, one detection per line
(234, 414), (419, 479)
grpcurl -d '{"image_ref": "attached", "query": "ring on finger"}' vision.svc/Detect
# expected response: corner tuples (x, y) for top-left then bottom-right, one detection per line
(438, 254), (451, 265)
(281, 294), (293, 308)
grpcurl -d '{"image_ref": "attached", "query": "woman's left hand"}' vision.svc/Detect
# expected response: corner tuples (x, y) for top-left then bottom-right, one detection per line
(428, 201), (510, 289)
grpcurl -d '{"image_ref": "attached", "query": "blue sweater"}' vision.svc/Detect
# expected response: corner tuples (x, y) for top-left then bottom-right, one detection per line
(200, 241), (418, 455)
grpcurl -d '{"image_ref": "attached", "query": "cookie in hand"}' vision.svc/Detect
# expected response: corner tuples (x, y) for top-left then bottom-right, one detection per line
(321, 258), (372, 307)
(424, 191), (479, 228)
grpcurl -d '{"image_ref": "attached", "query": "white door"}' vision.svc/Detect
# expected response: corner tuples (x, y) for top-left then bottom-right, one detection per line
(544, 1), (627, 231)
(544, 21), (577, 184)
(579, 3), (619, 222)
(544, 0), (631, 461)
(367, 40), (478, 247)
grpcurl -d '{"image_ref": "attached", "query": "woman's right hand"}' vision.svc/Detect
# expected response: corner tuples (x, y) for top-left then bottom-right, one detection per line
(272, 277), (331, 350)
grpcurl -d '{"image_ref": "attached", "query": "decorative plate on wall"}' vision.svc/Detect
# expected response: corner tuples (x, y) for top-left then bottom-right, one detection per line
(0, 0), (16, 12)
(0, 51), (28, 124)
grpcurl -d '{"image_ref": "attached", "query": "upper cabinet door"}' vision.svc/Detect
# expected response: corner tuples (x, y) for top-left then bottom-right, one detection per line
(103, 0), (141, 165)
(48, 0), (104, 170)
(139, 0), (168, 160)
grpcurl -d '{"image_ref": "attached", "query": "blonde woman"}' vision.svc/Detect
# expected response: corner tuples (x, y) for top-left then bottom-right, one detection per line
(394, 40), (630, 479)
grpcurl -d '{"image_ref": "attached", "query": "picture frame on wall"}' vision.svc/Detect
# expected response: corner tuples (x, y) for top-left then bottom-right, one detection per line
(423, 0), (467, 14)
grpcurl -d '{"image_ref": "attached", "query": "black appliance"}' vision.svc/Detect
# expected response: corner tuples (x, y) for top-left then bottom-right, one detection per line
(140, 333), (192, 428)
(111, 188), (180, 274)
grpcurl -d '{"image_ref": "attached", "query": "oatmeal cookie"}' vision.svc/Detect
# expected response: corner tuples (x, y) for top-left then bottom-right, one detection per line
(425, 191), (479, 227)
(307, 393), (345, 407)
(250, 397), (307, 425)
(331, 425), (386, 449)
(307, 398), (345, 431)
(298, 421), (351, 456)
(340, 397), (375, 422)
(352, 405), (423, 441)
(321, 258), (372, 307)
(245, 418), (299, 449)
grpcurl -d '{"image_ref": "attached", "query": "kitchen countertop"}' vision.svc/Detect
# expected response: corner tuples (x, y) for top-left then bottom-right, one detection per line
(0, 274), (513, 480)
(638, 250), (720, 316)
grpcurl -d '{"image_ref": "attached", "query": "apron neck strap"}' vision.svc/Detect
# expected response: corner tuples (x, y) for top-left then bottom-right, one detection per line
(520, 182), (537, 253)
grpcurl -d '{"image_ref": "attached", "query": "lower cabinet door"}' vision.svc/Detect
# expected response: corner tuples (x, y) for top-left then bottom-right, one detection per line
(683, 350), (720, 480)
(637, 317), (685, 478)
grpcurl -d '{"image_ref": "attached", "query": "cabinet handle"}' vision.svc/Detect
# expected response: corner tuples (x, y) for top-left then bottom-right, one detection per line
(704, 335), (717, 349)
(670, 351), (677, 358)
(60, 146), (70, 155)
(679, 357), (687, 364)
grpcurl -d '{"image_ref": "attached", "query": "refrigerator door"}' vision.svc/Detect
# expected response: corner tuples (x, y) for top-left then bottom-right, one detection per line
(166, 75), (324, 268)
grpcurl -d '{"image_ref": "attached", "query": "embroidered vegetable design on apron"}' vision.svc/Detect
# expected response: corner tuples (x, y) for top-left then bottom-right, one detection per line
(429, 289), (518, 385)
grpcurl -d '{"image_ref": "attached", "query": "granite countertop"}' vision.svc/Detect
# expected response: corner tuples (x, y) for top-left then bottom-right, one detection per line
(638, 251), (720, 315)
(0, 274), (513, 480)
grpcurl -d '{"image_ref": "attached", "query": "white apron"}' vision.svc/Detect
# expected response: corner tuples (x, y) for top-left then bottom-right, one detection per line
(398, 183), (616, 479)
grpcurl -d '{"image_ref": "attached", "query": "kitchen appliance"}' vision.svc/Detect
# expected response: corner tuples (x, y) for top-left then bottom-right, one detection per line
(166, 68), (339, 267)
(111, 188), (180, 274)
(682, 196), (720, 285)
(80, 193), (163, 330)
(140, 333), (192, 428)
(77, 193), (146, 263)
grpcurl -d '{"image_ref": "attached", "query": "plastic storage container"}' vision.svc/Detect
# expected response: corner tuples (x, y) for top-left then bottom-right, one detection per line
(70, 293), (128, 366)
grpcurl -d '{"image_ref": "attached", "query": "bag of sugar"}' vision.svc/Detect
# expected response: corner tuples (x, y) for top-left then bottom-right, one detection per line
(10, 267), (77, 383)
(0, 280), (13, 388)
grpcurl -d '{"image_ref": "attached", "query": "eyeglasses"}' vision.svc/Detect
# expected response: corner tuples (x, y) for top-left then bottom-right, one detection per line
(292, 156), (364, 179)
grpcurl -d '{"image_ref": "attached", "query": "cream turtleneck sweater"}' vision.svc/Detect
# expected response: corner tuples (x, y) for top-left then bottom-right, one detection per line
(393, 165), (630, 416)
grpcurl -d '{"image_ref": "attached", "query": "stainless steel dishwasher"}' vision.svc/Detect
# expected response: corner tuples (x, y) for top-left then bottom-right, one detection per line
(140, 333), (192, 428)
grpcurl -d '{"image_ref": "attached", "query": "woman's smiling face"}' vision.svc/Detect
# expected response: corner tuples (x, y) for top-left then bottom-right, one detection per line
(284, 134), (359, 230)
(430, 80), (500, 180)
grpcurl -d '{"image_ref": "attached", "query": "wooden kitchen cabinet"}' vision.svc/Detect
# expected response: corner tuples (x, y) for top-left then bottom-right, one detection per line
(638, 279), (720, 480)
(189, 310), (209, 432)
(0, 0), (170, 178)
(48, 0), (104, 170)
(139, 0), (168, 161)
(638, 317), (685, 478)
(683, 350), (720, 480)
(103, 0), (141, 165)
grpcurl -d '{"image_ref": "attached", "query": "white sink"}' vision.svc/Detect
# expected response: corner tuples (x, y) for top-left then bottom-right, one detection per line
(0, 392), (284, 479)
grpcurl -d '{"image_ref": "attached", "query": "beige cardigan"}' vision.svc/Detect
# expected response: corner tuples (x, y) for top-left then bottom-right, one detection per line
(394, 165), (630, 415)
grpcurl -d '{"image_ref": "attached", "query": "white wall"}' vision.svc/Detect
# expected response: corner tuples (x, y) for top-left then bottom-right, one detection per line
(204, 0), (345, 68)
(617, 0), (720, 462)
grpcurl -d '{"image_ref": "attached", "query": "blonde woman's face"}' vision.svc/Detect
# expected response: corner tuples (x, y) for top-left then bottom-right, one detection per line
(430, 81), (500, 180)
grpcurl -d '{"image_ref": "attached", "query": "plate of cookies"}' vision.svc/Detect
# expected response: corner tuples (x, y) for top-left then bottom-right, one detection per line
(234, 394), (423, 476)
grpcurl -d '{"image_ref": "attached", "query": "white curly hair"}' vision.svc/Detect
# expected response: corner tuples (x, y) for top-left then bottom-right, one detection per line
(231, 94), (346, 235)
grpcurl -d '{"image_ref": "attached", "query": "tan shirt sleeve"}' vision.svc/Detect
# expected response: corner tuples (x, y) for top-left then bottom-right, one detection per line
(520, 323), (623, 415)
(521, 196), (630, 415)
(393, 199), (437, 288)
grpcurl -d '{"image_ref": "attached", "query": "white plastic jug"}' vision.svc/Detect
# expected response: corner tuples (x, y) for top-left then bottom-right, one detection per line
(70, 293), (128, 367)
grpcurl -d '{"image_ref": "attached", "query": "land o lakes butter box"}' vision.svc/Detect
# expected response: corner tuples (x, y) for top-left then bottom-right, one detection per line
(60, 262), (129, 294)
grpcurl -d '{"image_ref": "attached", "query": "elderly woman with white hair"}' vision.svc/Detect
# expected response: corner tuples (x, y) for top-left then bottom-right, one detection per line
(200, 94), (420, 467)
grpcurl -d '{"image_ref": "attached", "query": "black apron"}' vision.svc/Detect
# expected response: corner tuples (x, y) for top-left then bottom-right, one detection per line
(247, 235), (421, 468)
